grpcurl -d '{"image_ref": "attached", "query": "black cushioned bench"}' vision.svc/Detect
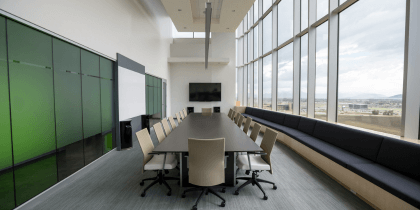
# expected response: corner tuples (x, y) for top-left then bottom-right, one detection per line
(242, 107), (420, 208)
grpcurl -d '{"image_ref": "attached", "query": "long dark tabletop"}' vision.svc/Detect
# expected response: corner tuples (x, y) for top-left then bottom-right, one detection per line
(153, 113), (263, 153)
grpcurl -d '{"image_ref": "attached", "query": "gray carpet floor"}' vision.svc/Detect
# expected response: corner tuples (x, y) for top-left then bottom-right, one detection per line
(19, 126), (373, 210)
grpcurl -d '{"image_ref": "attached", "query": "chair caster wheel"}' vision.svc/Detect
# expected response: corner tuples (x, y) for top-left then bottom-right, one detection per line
(165, 170), (169, 174)
(234, 191), (239, 195)
(220, 202), (225, 207)
(140, 181), (144, 186)
(263, 196), (268, 200)
(167, 191), (171, 196)
(192, 205), (197, 210)
(181, 194), (186, 198)
(141, 192), (146, 197)
(221, 188), (226, 193)
(273, 185), (277, 190)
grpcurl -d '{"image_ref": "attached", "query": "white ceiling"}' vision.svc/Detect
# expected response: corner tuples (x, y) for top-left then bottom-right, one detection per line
(161, 0), (255, 33)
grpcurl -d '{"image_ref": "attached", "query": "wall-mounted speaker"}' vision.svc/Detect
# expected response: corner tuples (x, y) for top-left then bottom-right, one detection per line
(187, 107), (194, 114)
(120, 119), (133, 150)
(214, 107), (220, 113)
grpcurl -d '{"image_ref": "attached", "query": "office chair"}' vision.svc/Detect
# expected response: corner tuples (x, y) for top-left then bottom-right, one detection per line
(180, 111), (185, 120)
(249, 123), (262, 142)
(202, 108), (212, 114)
(234, 128), (278, 200)
(227, 109), (233, 118)
(230, 111), (236, 121)
(152, 122), (166, 143)
(175, 113), (182, 124)
(183, 108), (188, 117)
(161, 118), (172, 136)
(182, 138), (226, 209)
(234, 112), (240, 124)
(236, 114), (244, 128)
(168, 116), (177, 129)
(136, 128), (178, 197)
(243, 117), (252, 134)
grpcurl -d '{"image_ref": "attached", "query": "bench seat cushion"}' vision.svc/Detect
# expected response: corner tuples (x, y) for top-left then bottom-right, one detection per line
(283, 115), (301, 129)
(348, 163), (420, 208)
(252, 108), (266, 119)
(263, 111), (286, 125)
(299, 137), (373, 167)
(245, 107), (254, 115)
(298, 117), (318, 135)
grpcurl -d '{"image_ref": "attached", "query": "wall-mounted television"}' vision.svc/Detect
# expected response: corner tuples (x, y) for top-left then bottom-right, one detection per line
(189, 83), (221, 102)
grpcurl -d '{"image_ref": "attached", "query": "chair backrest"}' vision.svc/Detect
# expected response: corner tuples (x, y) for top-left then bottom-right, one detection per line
(180, 111), (185, 120)
(175, 113), (182, 123)
(260, 128), (278, 174)
(161, 119), (172, 136)
(152, 122), (166, 143)
(188, 138), (225, 186)
(230, 111), (236, 120)
(250, 123), (261, 142)
(183, 109), (188, 117)
(136, 128), (154, 172)
(228, 109), (233, 118)
(168, 116), (177, 129)
(243, 117), (252, 134)
(202, 108), (212, 114)
(234, 113), (240, 124)
(236, 114), (244, 127)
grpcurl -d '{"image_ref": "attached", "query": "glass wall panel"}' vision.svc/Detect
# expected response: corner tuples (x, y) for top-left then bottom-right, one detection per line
(148, 85), (153, 115)
(338, 0), (405, 135)
(317, 0), (329, 20)
(277, 0), (294, 45)
(236, 68), (238, 101)
(100, 57), (113, 132)
(248, 64), (252, 107)
(263, 12), (272, 55)
(103, 133), (113, 154)
(254, 61), (258, 108)
(263, 0), (272, 14)
(0, 16), (15, 210)
(254, 1), (259, 23)
(254, 25), (259, 59)
(82, 75), (101, 137)
(57, 140), (83, 181)
(300, 34), (308, 116)
(244, 34), (248, 64)
(263, 54), (272, 110)
(301, 0), (308, 31)
(248, 9), (252, 29)
(244, 65), (248, 106)
(154, 87), (158, 114)
(84, 134), (103, 165)
(248, 28), (253, 61)
(315, 22), (328, 120)
(277, 44), (293, 114)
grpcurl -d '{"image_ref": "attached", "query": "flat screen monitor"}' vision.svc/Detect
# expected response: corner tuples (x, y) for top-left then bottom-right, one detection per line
(189, 83), (221, 102)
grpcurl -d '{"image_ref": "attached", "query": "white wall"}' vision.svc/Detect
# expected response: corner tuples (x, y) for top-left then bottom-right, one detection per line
(169, 32), (236, 115)
(0, 0), (173, 116)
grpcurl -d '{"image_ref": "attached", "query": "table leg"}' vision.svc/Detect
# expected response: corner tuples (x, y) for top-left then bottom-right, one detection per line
(225, 152), (236, 186)
(180, 152), (189, 187)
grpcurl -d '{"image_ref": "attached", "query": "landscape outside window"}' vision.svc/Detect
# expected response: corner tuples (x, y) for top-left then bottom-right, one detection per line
(338, 0), (405, 135)
(263, 54), (272, 110)
(315, 22), (328, 120)
(254, 61), (258, 108)
(277, 43), (293, 114)
(300, 34), (308, 116)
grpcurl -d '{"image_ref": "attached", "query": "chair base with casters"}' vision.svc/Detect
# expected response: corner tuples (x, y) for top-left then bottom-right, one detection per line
(140, 170), (179, 197)
(182, 186), (226, 210)
(234, 170), (277, 200)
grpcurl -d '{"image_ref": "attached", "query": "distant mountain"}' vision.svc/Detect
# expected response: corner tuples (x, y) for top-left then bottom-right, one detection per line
(346, 93), (388, 99)
(388, 94), (402, 99)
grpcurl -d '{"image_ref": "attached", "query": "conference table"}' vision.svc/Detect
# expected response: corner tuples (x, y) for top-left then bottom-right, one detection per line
(153, 113), (263, 187)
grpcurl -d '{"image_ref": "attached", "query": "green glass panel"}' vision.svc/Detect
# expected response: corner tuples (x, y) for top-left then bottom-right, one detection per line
(82, 76), (101, 138)
(52, 38), (80, 73)
(148, 75), (153, 87)
(148, 86), (153, 115)
(54, 70), (83, 148)
(146, 74), (149, 86)
(81, 50), (99, 77)
(158, 78), (161, 88)
(100, 57), (113, 79)
(14, 155), (57, 206)
(154, 77), (158, 87)
(103, 133), (113, 153)
(101, 79), (112, 132)
(0, 170), (15, 209)
(154, 87), (158, 114)
(8, 20), (55, 164)
(146, 85), (149, 115)
(7, 20), (52, 67)
(158, 87), (162, 113)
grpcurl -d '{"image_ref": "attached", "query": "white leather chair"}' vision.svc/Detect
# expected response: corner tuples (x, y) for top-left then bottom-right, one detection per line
(183, 108), (188, 117)
(168, 116), (177, 129)
(227, 109), (233, 118)
(175, 113), (182, 124)
(161, 118), (172, 136)
(236, 114), (244, 128)
(243, 117), (252, 134)
(249, 123), (262, 142)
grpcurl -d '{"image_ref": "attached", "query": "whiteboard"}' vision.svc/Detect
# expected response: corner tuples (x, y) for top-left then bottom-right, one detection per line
(118, 66), (146, 120)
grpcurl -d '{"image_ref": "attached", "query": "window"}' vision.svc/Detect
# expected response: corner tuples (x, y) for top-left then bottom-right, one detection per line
(238, 37), (244, 66)
(254, 61), (259, 108)
(254, 1), (259, 23)
(301, 0), (308, 31)
(248, 29), (253, 61)
(278, 0), (294, 45)
(248, 9), (252, 29)
(244, 14), (248, 32)
(244, 34), (248, 64)
(263, 12), (272, 55)
(315, 22), (328, 120)
(263, 0), (272, 14)
(248, 64), (252, 107)
(317, 0), (329, 20)
(263, 54), (272, 110)
(300, 34), (308, 116)
(254, 25), (259, 59)
(236, 68), (238, 101)
(277, 44), (294, 114)
(244, 65), (248, 105)
(338, 0), (406, 136)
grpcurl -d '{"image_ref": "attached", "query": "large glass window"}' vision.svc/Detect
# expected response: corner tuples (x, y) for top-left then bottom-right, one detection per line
(338, 0), (406, 135)
(263, 54), (272, 110)
(300, 34), (308, 116)
(254, 61), (259, 108)
(315, 22), (328, 120)
(277, 44), (294, 114)
(254, 25), (259, 59)
(278, 0), (294, 45)
(301, 0), (308, 31)
(263, 12), (272, 55)
(254, 1), (259, 23)
(248, 64), (252, 107)
(236, 68), (238, 101)
(248, 9), (252, 29)
(244, 15), (248, 32)
(244, 34), (248, 64)
(248, 29), (253, 61)
(244, 65), (248, 105)
(263, 0), (272, 14)
(317, 0), (329, 20)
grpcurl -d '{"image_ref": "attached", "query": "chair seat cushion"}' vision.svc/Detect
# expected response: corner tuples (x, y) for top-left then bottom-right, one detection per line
(237, 154), (271, 171)
(144, 154), (177, 170)
(299, 137), (373, 167)
(348, 163), (420, 208)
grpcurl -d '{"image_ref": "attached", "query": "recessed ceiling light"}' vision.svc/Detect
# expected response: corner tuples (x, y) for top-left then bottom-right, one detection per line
(232, 10), (235, 12)
(178, 9), (182, 11)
